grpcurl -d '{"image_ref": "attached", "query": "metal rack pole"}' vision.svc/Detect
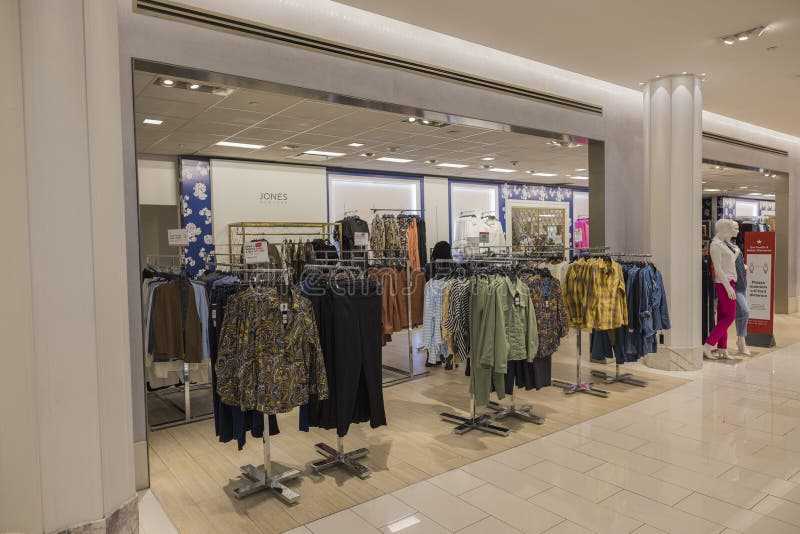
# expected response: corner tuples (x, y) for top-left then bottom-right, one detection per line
(591, 364), (649, 387)
(312, 436), (370, 479)
(441, 392), (509, 436)
(233, 414), (301, 501)
(487, 390), (545, 425)
(552, 329), (609, 397)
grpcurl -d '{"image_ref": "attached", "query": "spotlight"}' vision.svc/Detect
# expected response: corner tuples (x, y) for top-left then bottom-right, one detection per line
(189, 83), (200, 90)
(162, 79), (174, 86)
(421, 120), (430, 125)
(408, 117), (416, 123)
(723, 37), (736, 45)
(738, 34), (749, 41)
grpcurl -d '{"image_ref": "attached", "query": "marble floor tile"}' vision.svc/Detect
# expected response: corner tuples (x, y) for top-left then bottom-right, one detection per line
(717, 465), (800, 500)
(603, 490), (724, 534)
(586, 463), (692, 506)
(651, 465), (767, 509)
(490, 445), (546, 470)
(541, 520), (592, 534)
(461, 457), (552, 499)
(529, 487), (641, 534)
(392, 481), (487, 531)
(752, 495), (800, 527)
(457, 516), (522, 534)
(460, 484), (564, 534)
(733, 446), (800, 480)
(567, 421), (649, 451)
(307, 510), (381, 534)
(675, 492), (797, 534)
(630, 525), (667, 534)
(575, 440), (669, 475)
(633, 442), (733, 477)
(518, 440), (605, 473)
(524, 460), (621, 503)
(428, 468), (486, 496)
(352, 494), (417, 528)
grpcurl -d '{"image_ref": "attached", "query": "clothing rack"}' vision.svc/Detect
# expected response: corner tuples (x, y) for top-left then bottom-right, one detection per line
(343, 209), (359, 215)
(226, 266), (302, 502)
(366, 250), (430, 387)
(459, 210), (477, 217)
(311, 436), (370, 479)
(370, 208), (422, 212)
(588, 252), (653, 388)
(144, 254), (216, 430)
(436, 255), (552, 432)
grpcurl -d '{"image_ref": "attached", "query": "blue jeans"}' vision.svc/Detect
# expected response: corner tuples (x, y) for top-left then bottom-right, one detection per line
(735, 291), (749, 337)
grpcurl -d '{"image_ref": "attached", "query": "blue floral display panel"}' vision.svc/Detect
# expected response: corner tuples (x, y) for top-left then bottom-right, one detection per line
(717, 197), (736, 220)
(500, 183), (576, 245)
(179, 157), (213, 275)
(702, 198), (713, 220)
(759, 200), (776, 212)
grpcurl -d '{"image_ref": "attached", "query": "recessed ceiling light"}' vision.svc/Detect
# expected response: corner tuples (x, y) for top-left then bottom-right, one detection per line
(280, 145), (299, 150)
(681, 71), (688, 75)
(407, 117), (416, 123)
(571, 176), (589, 180)
(303, 150), (346, 157)
(437, 163), (469, 168)
(739, 186), (748, 189)
(189, 83), (200, 90)
(771, 174), (777, 178)
(142, 118), (163, 125)
(575, 168), (587, 172)
(747, 193), (762, 196)
(723, 37), (736, 45)
(348, 142), (364, 147)
(216, 141), (264, 149)
(764, 194), (775, 197)
(421, 120), (430, 125)
(530, 172), (558, 177)
(738, 34), (749, 41)
(161, 79), (174, 86)
(481, 157), (495, 161)
(702, 181), (707, 184)
(488, 168), (515, 173)
(376, 157), (414, 163)
(704, 188), (721, 192)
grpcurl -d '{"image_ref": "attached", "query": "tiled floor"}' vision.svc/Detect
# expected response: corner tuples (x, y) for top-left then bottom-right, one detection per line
(294, 339), (800, 534)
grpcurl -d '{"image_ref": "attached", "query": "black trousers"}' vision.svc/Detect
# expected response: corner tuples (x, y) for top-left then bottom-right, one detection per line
(308, 287), (386, 437)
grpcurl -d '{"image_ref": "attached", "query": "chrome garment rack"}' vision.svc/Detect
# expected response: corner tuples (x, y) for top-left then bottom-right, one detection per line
(144, 254), (215, 430)
(441, 392), (509, 436)
(552, 247), (611, 397)
(223, 266), (302, 502)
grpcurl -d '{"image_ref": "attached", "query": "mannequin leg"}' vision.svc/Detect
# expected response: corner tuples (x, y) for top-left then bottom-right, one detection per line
(735, 291), (752, 355)
(705, 282), (736, 349)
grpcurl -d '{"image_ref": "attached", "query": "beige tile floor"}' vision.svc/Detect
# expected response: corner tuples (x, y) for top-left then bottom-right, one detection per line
(145, 314), (800, 533)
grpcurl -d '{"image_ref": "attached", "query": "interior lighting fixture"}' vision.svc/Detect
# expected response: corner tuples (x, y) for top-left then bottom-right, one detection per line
(280, 144), (299, 150)
(142, 118), (163, 125)
(720, 25), (767, 45)
(161, 79), (175, 86)
(570, 176), (589, 180)
(189, 83), (200, 90)
(386, 516), (421, 533)
(303, 150), (346, 157)
(764, 194), (775, 197)
(347, 142), (364, 147)
(216, 141), (264, 149)
(481, 157), (495, 161)
(425, 159), (438, 164)
(360, 152), (374, 157)
(771, 174), (778, 178)
(437, 163), (468, 168)
(407, 117), (417, 123)
(575, 168), (587, 172)
(704, 188), (721, 192)
(739, 186), (749, 189)
(747, 193), (762, 196)
(488, 168), (516, 173)
(530, 172), (558, 177)
(376, 157), (414, 163)
(421, 119), (430, 125)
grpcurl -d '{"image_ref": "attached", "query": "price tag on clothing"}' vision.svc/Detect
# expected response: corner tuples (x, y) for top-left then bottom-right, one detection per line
(574, 228), (583, 243)
(354, 231), (369, 247)
(280, 302), (289, 325)
(243, 241), (270, 264)
(514, 293), (521, 307)
(479, 231), (489, 244)
(167, 228), (189, 246)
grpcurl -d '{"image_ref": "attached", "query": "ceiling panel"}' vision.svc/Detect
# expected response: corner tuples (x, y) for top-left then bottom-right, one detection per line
(135, 96), (209, 120)
(133, 72), (156, 96)
(214, 90), (303, 114)
(255, 113), (330, 132)
(236, 126), (297, 142)
(177, 120), (246, 137)
(200, 106), (272, 126)
(135, 113), (188, 135)
(139, 82), (229, 106)
(284, 101), (355, 121)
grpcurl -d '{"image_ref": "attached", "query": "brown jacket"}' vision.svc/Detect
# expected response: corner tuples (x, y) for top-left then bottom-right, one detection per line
(152, 280), (202, 363)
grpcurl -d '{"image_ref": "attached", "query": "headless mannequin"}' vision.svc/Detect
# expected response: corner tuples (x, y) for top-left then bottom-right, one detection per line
(703, 220), (741, 360)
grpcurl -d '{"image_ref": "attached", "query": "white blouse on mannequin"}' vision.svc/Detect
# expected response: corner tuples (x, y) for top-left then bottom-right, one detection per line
(709, 236), (738, 284)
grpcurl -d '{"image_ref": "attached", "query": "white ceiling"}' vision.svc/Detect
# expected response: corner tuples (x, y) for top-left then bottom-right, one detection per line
(335, 0), (800, 137)
(702, 162), (779, 198)
(134, 70), (589, 185)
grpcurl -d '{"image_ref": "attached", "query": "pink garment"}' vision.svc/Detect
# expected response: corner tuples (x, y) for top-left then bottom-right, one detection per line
(574, 218), (590, 248)
(706, 281), (736, 349)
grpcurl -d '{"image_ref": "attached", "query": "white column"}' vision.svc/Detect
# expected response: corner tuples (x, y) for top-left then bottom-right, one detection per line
(644, 75), (703, 369)
(0, 1), (137, 532)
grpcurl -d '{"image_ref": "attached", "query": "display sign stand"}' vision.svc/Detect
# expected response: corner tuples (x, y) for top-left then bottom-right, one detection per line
(743, 232), (777, 348)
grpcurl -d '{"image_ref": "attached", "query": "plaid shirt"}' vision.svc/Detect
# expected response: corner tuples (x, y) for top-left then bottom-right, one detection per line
(565, 258), (628, 330)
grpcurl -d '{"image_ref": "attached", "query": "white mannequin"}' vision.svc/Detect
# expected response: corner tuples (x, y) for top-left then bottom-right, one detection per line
(703, 220), (740, 360)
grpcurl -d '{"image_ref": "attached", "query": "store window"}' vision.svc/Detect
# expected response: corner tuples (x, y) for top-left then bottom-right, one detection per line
(449, 182), (499, 241)
(735, 199), (759, 219)
(328, 172), (421, 224)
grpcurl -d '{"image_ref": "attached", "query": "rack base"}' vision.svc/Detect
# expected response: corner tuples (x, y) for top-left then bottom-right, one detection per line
(312, 442), (370, 479)
(487, 401), (545, 425)
(233, 464), (301, 502)
(440, 412), (509, 436)
(591, 369), (648, 387)
(552, 379), (609, 398)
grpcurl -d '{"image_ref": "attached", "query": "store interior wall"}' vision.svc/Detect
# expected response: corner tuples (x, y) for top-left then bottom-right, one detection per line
(329, 173), (422, 226)
(423, 177), (449, 247)
(118, 0), (800, 482)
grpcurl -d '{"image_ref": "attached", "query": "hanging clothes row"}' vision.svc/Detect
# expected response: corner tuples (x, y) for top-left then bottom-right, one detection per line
(334, 214), (370, 259)
(587, 260), (671, 363)
(453, 213), (507, 256)
(564, 256), (628, 330)
(574, 217), (590, 249)
(423, 261), (569, 405)
(142, 267), (212, 388)
(281, 238), (340, 282)
(369, 212), (427, 269)
(368, 262), (425, 342)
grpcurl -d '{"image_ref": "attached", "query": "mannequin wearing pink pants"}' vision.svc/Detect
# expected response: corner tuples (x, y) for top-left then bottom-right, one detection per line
(705, 281), (736, 349)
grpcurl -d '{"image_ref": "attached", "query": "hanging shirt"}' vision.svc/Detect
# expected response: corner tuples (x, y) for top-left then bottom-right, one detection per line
(422, 278), (448, 361)
(481, 217), (507, 251)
